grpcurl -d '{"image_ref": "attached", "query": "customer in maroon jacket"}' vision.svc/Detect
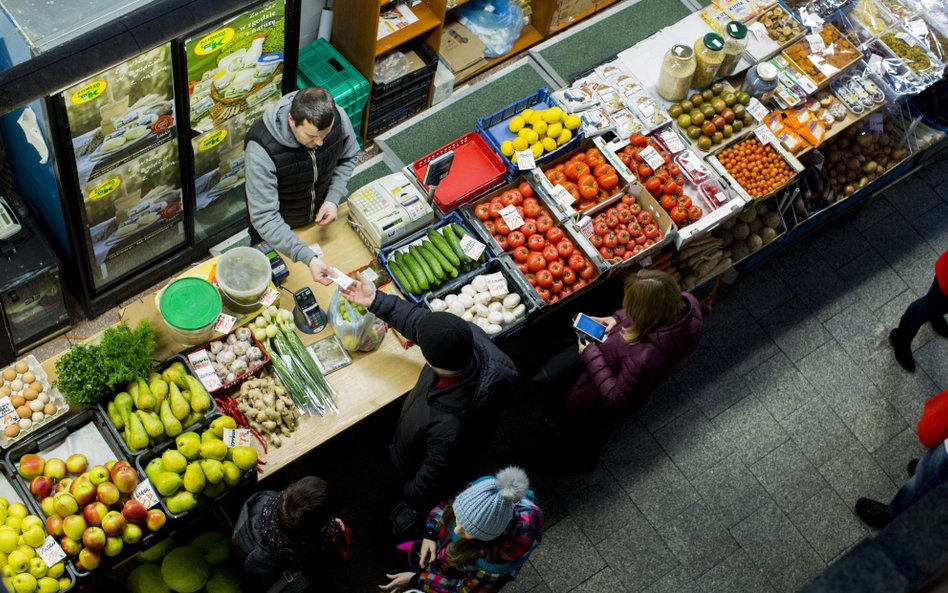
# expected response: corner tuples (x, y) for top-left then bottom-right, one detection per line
(889, 248), (948, 371)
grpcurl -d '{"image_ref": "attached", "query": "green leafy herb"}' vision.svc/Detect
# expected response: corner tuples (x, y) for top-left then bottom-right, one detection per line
(98, 321), (157, 389)
(55, 343), (110, 405)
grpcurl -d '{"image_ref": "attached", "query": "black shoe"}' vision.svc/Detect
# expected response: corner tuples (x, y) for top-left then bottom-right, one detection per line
(907, 458), (919, 478)
(932, 317), (948, 337)
(855, 497), (892, 529)
(889, 329), (917, 372)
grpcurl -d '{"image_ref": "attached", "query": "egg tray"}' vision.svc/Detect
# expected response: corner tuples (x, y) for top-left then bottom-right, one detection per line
(0, 355), (70, 449)
(95, 355), (220, 460)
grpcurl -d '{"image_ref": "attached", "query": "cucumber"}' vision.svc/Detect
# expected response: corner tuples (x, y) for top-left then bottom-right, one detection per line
(427, 228), (461, 267)
(391, 253), (420, 295)
(418, 242), (446, 280)
(424, 240), (457, 278)
(452, 223), (486, 263)
(410, 245), (436, 286)
(388, 259), (418, 295)
(441, 225), (468, 264)
(400, 249), (430, 291)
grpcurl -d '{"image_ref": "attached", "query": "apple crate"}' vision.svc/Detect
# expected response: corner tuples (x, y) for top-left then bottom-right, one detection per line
(3, 409), (162, 578)
(96, 355), (220, 460)
(134, 413), (258, 522)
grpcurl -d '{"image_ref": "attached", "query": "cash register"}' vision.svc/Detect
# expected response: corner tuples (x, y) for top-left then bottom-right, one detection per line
(347, 172), (434, 252)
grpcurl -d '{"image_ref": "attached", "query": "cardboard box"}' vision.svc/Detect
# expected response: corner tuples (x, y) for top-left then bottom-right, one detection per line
(431, 59), (455, 105)
(440, 21), (487, 74)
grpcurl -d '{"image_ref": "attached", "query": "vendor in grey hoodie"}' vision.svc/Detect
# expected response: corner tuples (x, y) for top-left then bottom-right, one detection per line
(245, 86), (360, 284)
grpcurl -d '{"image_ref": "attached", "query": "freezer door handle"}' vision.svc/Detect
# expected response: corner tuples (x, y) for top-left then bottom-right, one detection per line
(16, 107), (49, 165)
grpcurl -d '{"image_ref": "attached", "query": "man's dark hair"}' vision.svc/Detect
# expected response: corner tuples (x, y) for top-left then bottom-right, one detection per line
(290, 87), (336, 130)
(277, 476), (334, 535)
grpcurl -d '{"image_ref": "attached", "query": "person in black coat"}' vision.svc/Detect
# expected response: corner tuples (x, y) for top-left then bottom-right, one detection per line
(342, 276), (519, 538)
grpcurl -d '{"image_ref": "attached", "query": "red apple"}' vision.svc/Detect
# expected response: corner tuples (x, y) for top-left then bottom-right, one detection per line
(18, 454), (45, 480)
(53, 492), (78, 518)
(29, 476), (53, 501)
(65, 453), (88, 475)
(111, 466), (138, 494)
(121, 499), (147, 525)
(60, 536), (82, 556)
(145, 509), (166, 532)
(77, 547), (101, 571)
(81, 526), (106, 552)
(88, 465), (110, 486)
(62, 514), (87, 541)
(121, 522), (142, 545)
(72, 481), (96, 508)
(55, 478), (73, 494)
(44, 515), (64, 538)
(96, 482), (120, 507)
(82, 502), (108, 527)
(43, 458), (66, 480)
(109, 461), (132, 482)
(100, 511), (125, 537)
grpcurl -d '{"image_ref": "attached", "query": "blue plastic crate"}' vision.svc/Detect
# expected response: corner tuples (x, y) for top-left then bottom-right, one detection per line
(377, 211), (495, 303)
(475, 87), (584, 182)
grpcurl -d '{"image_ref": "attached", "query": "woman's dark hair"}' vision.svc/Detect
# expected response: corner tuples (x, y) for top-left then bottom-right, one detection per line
(436, 505), (504, 565)
(290, 87), (335, 130)
(277, 476), (333, 535)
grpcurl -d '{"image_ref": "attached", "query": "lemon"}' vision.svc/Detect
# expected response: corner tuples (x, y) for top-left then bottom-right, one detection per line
(521, 108), (534, 122)
(500, 140), (515, 157)
(528, 112), (546, 127)
(532, 120), (548, 136)
(547, 122), (563, 139)
(511, 137), (529, 151)
(511, 153), (518, 163)
(564, 114), (581, 130)
(524, 129), (539, 144)
(530, 142), (544, 158)
(543, 108), (563, 123)
(508, 116), (525, 133)
(542, 137), (557, 152)
(557, 129), (573, 146)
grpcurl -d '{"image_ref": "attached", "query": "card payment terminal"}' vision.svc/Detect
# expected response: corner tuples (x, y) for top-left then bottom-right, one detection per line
(347, 172), (434, 252)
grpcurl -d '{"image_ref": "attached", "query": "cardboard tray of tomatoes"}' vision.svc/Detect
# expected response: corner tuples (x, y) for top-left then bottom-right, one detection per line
(705, 133), (804, 203)
(462, 180), (604, 306)
(530, 140), (630, 215)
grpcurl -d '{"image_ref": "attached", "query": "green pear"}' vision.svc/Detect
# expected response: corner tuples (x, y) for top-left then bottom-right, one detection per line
(199, 440), (227, 461)
(114, 392), (133, 427)
(175, 433), (201, 461)
(107, 401), (125, 431)
(221, 461), (243, 487)
(168, 382), (190, 422)
(149, 376), (168, 408)
(200, 459), (224, 485)
(209, 416), (237, 438)
(128, 380), (139, 402)
(153, 472), (183, 497)
(229, 446), (258, 472)
(203, 481), (226, 498)
(136, 378), (156, 412)
(183, 411), (203, 428)
(159, 399), (182, 438)
(144, 458), (165, 484)
(184, 376), (212, 413)
(181, 389), (191, 403)
(165, 491), (198, 515)
(160, 450), (188, 474)
(183, 463), (206, 494)
(201, 430), (220, 444)
(137, 410), (164, 439)
(125, 411), (149, 452)
(161, 363), (188, 390)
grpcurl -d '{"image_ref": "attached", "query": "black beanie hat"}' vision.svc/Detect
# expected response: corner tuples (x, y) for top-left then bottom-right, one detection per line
(416, 313), (475, 372)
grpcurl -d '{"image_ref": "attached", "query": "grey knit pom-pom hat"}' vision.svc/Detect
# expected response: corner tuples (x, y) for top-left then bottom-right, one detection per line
(453, 467), (529, 541)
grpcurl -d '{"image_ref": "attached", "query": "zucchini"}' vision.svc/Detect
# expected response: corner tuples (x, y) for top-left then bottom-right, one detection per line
(410, 245), (436, 286)
(418, 242), (446, 280)
(427, 228), (461, 267)
(400, 249), (430, 291)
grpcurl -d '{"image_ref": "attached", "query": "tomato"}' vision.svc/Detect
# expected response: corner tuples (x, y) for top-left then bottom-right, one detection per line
(630, 133), (648, 147)
(568, 253), (586, 271)
(475, 203), (491, 220)
(496, 235), (509, 250)
(561, 267), (577, 285)
(628, 222), (643, 237)
(526, 272), (537, 286)
(542, 244), (560, 262)
(519, 182), (534, 198)
(597, 171), (619, 191)
(618, 152), (631, 166)
(548, 261), (565, 278)
(688, 206), (703, 221)
(663, 181), (679, 196)
(603, 232), (618, 248)
(635, 232), (648, 245)
(590, 234), (603, 248)
(677, 195), (693, 209)
(606, 216), (620, 229)
(527, 252), (547, 272)
(550, 278), (564, 295)
(644, 178), (661, 195)
(523, 199), (542, 219)
(557, 239), (574, 258)
(507, 231), (525, 248)
(661, 194), (677, 210)
(638, 165), (653, 179)
(488, 201), (504, 218)
(632, 244), (645, 255)
(593, 221), (609, 236)
(621, 193), (637, 205)
(546, 168), (567, 185)
(513, 245), (530, 263)
(537, 287), (551, 301)
(644, 223), (659, 239)
(613, 244), (626, 257)
(670, 205), (688, 224)
(574, 278), (587, 290)
(561, 285), (573, 297)
(579, 200), (597, 211)
(546, 227), (565, 244)
(616, 201), (630, 211)
(501, 190), (520, 206)
(599, 246), (615, 259)
(616, 230), (631, 245)
(483, 221), (496, 234)
(518, 263), (529, 273)
(573, 153), (586, 162)
(520, 220), (537, 236)
(667, 164), (680, 178)
(572, 175), (594, 200)
(528, 234), (546, 251)
(586, 148), (606, 167)
(644, 239), (656, 247)
(630, 203), (642, 215)
(637, 210), (653, 225)
(537, 217), (554, 234)
(564, 160), (590, 181)
(536, 270), (553, 288)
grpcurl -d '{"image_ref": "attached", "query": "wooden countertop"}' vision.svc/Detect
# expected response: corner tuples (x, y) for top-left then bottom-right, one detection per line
(41, 204), (425, 480)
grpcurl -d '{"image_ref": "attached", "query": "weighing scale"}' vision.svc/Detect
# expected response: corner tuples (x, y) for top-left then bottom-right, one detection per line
(346, 172), (434, 253)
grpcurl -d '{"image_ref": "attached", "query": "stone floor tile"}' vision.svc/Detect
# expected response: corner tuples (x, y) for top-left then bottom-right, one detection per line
(914, 336), (948, 390)
(689, 369), (754, 419)
(502, 562), (544, 593)
(692, 453), (774, 528)
(596, 511), (680, 593)
(642, 566), (700, 593)
(910, 201), (948, 254)
(893, 253), (942, 302)
(655, 408), (733, 480)
(701, 292), (752, 332)
(870, 428), (927, 486)
(563, 466), (644, 544)
(884, 174), (943, 219)
(705, 312), (781, 377)
(809, 220), (874, 269)
(757, 298), (833, 363)
(788, 258), (860, 322)
(656, 501), (739, 578)
(781, 399), (861, 467)
(789, 488), (872, 563)
(731, 264), (795, 318)
(568, 568), (629, 593)
(864, 348), (938, 426)
(530, 517), (607, 592)
(852, 194), (897, 231)
(796, 340), (875, 408)
(875, 288), (937, 351)
(750, 440), (829, 512)
(837, 249), (909, 312)
(823, 300), (891, 372)
(697, 549), (777, 593)
(638, 377), (694, 433)
(768, 241), (826, 282)
(745, 352), (820, 421)
(818, 439), (898, 505)
(711, 396), (790, 464)
(828, 384), (908, 453)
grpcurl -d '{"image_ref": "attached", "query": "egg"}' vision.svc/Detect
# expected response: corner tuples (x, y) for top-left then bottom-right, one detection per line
(16, 406), (30, 419)
(43, 403), (57, 415)
(10, 396), (24, 408)
(31, 411), (43, 422)
(21, 372), (34, 384)
(10, 379), (22, 392)
(29, 382), (43, 394)
(21, 388), (36, 401)
(18, 418), (30, 430)
(37, 393), (48, 404)
(28, 400), (43, 412)
(14, 361), (28, 374)
(3, 424), (19, 437)
(0, 386), (10, 398)
(2, 369), (14, 381)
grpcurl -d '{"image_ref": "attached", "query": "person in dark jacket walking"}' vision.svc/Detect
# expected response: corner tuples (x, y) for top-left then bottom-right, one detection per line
(245, 86), (360, 285)
(341, 275), (519, 538)
(232, 476), (351, 592)
(889, 248), (948, 371)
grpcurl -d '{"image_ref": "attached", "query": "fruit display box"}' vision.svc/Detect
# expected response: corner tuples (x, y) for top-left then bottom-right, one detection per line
(134, 414), (258, 522)
(662, 81), (757, 157)
(0, 355), (70, 449)
(780, 23), (863, 90)
(423, 256), (544, 340)
(476, 87), (584, 182)
(408, 132), (507, 215)
(530, 139), (634, 215)
(377, 211), (495, 304)
(743, 4), (807, 62)
(96, 355), (220, 460)
(706, 133), (805, 203)
(187, 331), (270, 396)
(4, 410), (160, 578)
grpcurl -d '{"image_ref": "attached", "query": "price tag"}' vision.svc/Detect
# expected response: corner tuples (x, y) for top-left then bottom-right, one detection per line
(515, 149), (536, 170)
(308, 242), (324, 258)
(640, 255), (653, 267)
(640, 145), (665, 170)
(187, 349), (223, 391)
(132, 480), (160, 509)
(868, 112), (885, 133)
(38, 536), (66, 567)
(747, 97), (771, 122)
(484, 272), (509, 297)
(459, 234), (486, 261)
(748, 22), (769, 41)
(754, 124), (776, 145)
(498, 204), (524, 230)
(552, 185), (576, 209)
(328, 268), (355, 289)
(659, 129), (686, 154)
(895, 31), (915, 45)
(909, 19), (928, 38)
(223, 427), (254, 447)
(813, 59), (839, 78)
(215, 313), (237, 334)
(360, 267), (380, 284)
(806, 33), (826, 53)
(578, 218), (595, 240)
(0, 397), (18, 429)
(259, 287), (279, 306)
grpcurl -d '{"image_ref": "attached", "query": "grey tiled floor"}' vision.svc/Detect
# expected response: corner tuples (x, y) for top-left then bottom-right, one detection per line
(511, 153), (948, 593)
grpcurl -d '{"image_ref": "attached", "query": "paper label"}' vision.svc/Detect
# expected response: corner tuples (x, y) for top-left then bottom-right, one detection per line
(515, 149), (536, 170)
(223, 427), (254, 448)
(813, 58), (839, 78)
(0, 397), (18, 429)
(308, 242), (324, 258)
(747, 97), (771, 122)
(499, 205), (524, 230)
(459, 234), (486, 261)
(403, 199), (428, 222)
(187, 349), (224, 391)
(484, 272), (509, 297)
(635, 99), (656, 118)
(38, 536), (67, 567)
(754, 124), (776, 145)
(132, 480), (160, 509)
(659, 129), (686, 154)
(360, 267), (380, 284)
(640, 255), (653, 267)
(328, 268), (355, 289)
(909, 19), (928, 38)
(806, 33), (826, 53)
(640, 145), (665, 170)
(749, 22), (769, 40)
(215, 313), (237, 334)
(578, 217), (595, 239)
(552, 185), (576, 209)
(868, 112), (885, 133)
(259, 287), (279, 306)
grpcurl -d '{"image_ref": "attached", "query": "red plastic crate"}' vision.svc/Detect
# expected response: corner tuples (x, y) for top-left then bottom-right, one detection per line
(411, 132), (506, 214)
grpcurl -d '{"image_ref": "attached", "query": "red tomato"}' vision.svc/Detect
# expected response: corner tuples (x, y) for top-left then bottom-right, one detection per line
(496, 235), (509, 250)
(536, 270), (553, 288)
(593, 221), (609, 236)
(496, 219), (512, 236)
(501, 190), (520, 206)
(526, 272), (537, 286)
(537, 287), (551, 301)
(670, 206), (688, 224)
(520, 220), (537, 236)
(507, 231), (525, 248)
(667, 164), (680, 178)
(637, 210), (653, 225)
(548, 261), (564, 278)
(590, 234), (603, 248)
(616, 230), (631, 245)
(628, 222), (643, 237)
(613, 244), (626, 257)
(644, 239), (656, 247)
(677, 195), (693, 209)
(663, 181), (679, 196)
(618, 153), (631, 166)
(632, 244), (645, 255)
(635, 232), (648, 245)
(603, 232), (618, 248)
(586, 148), (606, 167)
(483, 221), (496, 235)
(638, 165), (654, 179)
(606, 216), (620, 229)
(488, 202), (504, 218)
(557, 239), (574, 258)
(562, 267), (577, 285)
(546, 227), (565, 244)
(519, 182), (534, 198)
(546, 169), (567, 185)
(518, 263), (529, 273)
(580, 263), (596, 279)
(475, 204), (490, 220)
(621, 193), (637, 205)
(527, 252), (547, 272)
(523, 200), (542, 219)
(527, 234), (546, 251)
(579, 200), (597, 211)
(550, 278), (563, 295)
(661, 194), (677, 211)
(542, 244), (560, 262)
(597, 171), (619, 191)
(599, 246), (614, 259)
(568, 253), (586, 271)
(537, 217), (554, 234)
(689, 206), (703, 221)
(630, 133), (648, 147)
(630, 203), (642, 215)
(564, 160), (590, 182)
(574, 278), (587, 290)
(513, 245), (530, 263)
(578, 175), (599, 199)
(561, 285), (573, 297)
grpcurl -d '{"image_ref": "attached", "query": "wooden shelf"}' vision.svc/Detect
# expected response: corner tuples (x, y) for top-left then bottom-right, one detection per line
(376, 2), (442, 56)
(799, 102), (885, 156)
(455, 24), (544, 84)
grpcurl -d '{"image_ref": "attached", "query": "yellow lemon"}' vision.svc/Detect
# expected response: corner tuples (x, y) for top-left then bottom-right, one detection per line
(564, 114), (581, 130)
(511, 137), (529, 151)
(508, 116), (525, 133)
(532, 120), (548, 136)
(521, 108), (534, 121)
(528, 112), (546, 127)
(500, 140), (515, 157)
(542, 137), (557, 152)
(524, 129), (539, 144)
(543, 108), (563, 124)
(530, 142), (544, 158)
(556, 129), (573, 146)
(511, 153), (518, 164)
(547, 122), (563, 139)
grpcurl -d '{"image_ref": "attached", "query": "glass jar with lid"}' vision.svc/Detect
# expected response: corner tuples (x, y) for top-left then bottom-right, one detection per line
(718, 21), (748, 77)
(692, 33), (726, 88)
(657, 44), (697, 101)
(741, 62), (779, 103)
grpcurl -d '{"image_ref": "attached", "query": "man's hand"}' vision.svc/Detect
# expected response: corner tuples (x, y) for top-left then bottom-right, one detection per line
(419, 538), (437, 566)
(315, 201), (338, 225)
(309, 257), (333, 286)
(378, 572), (414, 592)
(340, 273), (377, 308)
(588, 315), (618, 333)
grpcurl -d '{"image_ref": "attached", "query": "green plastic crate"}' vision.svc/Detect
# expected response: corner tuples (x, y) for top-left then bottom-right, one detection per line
(297, 39), (369, 147)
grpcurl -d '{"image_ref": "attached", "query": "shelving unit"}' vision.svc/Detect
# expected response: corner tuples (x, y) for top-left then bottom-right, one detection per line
(455, 24), (545, 84)
(799, 102), (886, 156)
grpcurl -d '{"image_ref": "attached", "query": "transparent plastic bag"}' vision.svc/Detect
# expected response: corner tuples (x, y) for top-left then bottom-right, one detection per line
(375, 51), (410, 85)
(458, 0), (526, 58)
(328, 289), (386, 352)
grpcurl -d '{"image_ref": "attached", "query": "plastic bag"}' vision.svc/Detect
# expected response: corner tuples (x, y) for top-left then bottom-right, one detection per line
(375, 51), (410, 85)
(458, 0), (525, 58)
(328, 289), (387, 352)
